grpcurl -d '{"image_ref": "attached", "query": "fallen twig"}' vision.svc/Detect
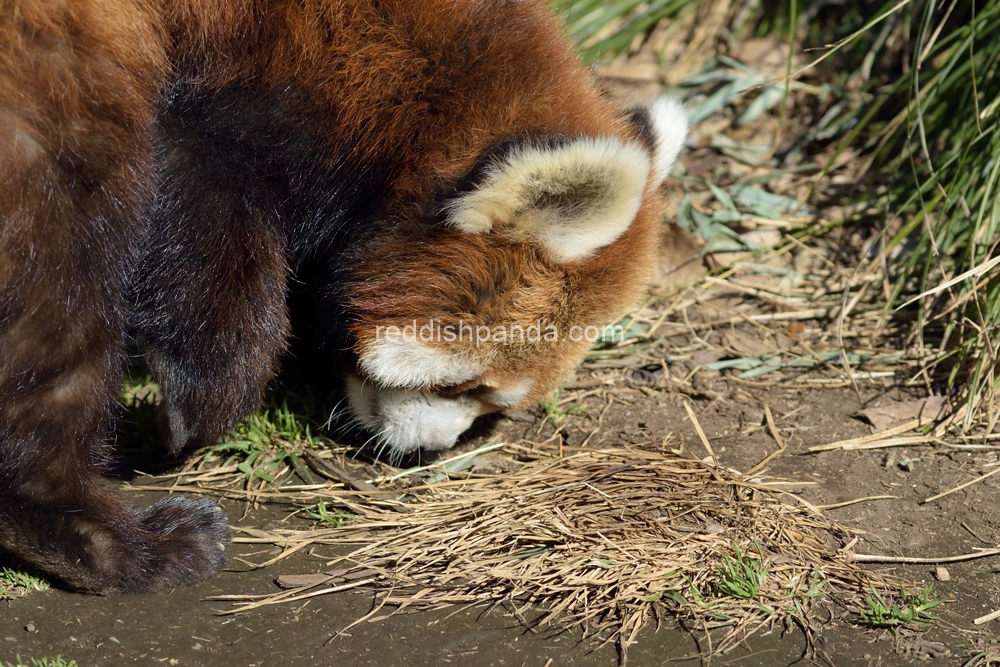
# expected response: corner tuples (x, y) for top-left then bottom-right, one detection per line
(848, 548), (1000, 564)
(922, 467), (1000, 504)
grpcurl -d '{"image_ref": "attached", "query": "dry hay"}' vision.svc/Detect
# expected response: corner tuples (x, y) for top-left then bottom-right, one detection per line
(212, 444), (891, 658)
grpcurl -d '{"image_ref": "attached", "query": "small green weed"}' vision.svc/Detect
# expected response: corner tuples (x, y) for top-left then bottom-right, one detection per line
(786, 569), (827, 617)
(116, 374), (163, 452)
(4, 656), (77, 667)
(861, 585), (945, 629)
(305, 501), (351, 528)
(541, 389), (587, 426)
(202, 401), (320, 488)
(0, 566), (49, 600)
(795, 571), (826, 601)
(715, 543), (768, 600)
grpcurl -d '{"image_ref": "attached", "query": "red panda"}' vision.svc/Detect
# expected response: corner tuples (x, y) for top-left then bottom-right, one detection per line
(0, 0), (687, 594)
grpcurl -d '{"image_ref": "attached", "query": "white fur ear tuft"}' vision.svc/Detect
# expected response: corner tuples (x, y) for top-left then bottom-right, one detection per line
(647, 97), (688, 184)
(444, 137), (651, 263)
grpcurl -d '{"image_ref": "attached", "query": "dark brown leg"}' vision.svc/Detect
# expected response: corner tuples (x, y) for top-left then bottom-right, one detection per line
(133, 122), (291, 454)
(0, 1), (229, 594)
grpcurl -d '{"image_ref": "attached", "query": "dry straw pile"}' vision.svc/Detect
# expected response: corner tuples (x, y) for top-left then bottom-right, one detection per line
(209, 443), (890, 658)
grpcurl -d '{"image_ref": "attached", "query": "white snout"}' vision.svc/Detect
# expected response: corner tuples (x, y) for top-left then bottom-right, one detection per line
(345, 376), (485, 454)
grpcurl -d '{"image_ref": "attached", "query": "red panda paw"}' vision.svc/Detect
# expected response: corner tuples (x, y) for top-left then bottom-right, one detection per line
(128, 497), (232, 592)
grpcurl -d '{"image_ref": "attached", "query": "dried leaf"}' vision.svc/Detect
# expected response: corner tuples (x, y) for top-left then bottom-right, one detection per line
(858, 397), (947, 432)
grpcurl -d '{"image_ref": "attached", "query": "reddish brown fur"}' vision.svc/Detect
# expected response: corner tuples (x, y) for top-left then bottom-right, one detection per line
(347, 195), (662, 404)
(0, 0), (668, 593)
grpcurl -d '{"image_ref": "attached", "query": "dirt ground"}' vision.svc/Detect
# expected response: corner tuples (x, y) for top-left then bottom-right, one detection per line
(5, 373), (1000, 666)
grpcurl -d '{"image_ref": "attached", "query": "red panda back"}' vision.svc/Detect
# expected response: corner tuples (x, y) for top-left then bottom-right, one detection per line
(161, 0), (628, 199)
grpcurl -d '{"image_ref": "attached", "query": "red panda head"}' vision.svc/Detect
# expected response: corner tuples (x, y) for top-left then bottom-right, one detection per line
(342, 98), (688, 455)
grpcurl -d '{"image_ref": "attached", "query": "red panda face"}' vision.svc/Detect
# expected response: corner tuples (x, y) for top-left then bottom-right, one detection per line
(342, 99), (688, 454)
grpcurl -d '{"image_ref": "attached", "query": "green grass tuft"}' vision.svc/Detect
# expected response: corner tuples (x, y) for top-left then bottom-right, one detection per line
(0, 566), (49, 600)
(715, 542), (768, 600)
(305, 501), (351, 528)
(551, 0), (702, 63)
(3, 657), (77, 667)
(202, 401), (321, 488)
(861, 584), (945, 628)
(541, 389), (587, 427)
(849, 0), (1000, 424)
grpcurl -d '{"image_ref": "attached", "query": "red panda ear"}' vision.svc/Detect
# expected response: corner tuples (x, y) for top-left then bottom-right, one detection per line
(442, 136), (653, 263)
(645, 97), (688, 184)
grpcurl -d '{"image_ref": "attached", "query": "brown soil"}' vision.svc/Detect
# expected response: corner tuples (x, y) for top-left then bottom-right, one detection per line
(4, 377), (1000, 666)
